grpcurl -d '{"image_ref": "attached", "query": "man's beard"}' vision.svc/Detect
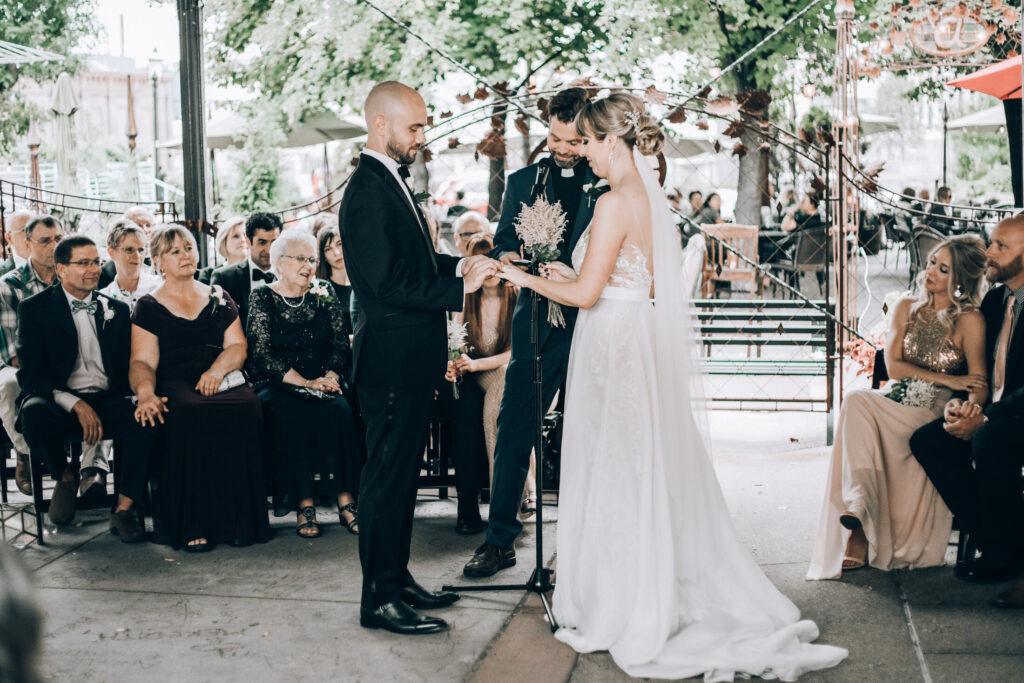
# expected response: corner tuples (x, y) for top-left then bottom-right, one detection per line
(552, 153), (582, 169)
(987, 254), (1024, 283)
(386, 138), (418, 166)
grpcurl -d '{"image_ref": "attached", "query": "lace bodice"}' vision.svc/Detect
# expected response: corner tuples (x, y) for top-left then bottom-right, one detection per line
(571, 225), (653, 292)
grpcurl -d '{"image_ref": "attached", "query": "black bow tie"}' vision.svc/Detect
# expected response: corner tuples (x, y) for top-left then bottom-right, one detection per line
(398, 165), (411, 182)
(252, 269), (275, 283)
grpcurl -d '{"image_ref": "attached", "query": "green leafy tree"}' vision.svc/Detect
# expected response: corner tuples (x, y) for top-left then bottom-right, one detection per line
(0, 1), (98, 156)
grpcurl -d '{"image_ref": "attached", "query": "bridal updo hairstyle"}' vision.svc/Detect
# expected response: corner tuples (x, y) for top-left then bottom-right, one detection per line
(574, 92), (666, 157)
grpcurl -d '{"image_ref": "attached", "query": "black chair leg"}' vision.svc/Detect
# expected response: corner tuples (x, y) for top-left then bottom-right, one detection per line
(26, 454), (45, 545)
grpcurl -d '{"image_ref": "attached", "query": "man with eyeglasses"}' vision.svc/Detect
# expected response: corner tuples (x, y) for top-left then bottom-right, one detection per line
(0, 215), (64, 497)
(0, 210), (32, 276)
(15, 235), (151, 537)
(452, 212), (489, 257)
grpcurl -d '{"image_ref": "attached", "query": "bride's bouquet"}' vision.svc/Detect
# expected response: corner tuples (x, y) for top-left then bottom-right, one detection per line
(884, 377), (936, 409)
(514, 196), (569, 327)
(447, 319), (471, 399)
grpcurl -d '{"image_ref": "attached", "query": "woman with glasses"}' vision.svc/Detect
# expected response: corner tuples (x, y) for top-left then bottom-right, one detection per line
(247, 229), (362, 537)
(100, 221), (162, 308)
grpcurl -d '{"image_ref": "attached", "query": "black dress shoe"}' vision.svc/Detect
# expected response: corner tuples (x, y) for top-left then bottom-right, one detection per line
(399, 581), (460, 609)
(463, 542), (515, 578)
(360, 600), (448, 635)
(955, 556), (1024, 584)
(455, 517), (485, 535)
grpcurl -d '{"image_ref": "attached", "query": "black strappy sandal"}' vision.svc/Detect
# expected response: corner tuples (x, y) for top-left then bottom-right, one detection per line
(339, 502), (359, 535)
(296, 506), (321, 538)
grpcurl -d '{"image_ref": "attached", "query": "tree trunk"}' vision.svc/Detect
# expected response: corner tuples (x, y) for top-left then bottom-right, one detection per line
(734, 110), (766, 226)
(487, 102), (508, 221)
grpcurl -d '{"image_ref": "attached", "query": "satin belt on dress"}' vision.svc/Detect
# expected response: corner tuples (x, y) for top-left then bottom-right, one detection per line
(597, 286), (652, 302)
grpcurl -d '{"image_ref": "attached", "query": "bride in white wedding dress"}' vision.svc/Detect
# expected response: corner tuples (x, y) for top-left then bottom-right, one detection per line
(498, 93), (847, 681)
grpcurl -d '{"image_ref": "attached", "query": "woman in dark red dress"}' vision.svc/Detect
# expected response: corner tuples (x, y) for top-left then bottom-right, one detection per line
(130, 225), (271, 552)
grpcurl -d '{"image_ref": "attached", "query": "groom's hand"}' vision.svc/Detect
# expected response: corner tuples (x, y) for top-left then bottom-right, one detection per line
(464, 257), (499, 293)
(499, 249), (528, 271)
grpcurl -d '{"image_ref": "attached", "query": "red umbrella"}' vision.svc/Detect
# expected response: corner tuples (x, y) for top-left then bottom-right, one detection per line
(948, 56), (1022, 100)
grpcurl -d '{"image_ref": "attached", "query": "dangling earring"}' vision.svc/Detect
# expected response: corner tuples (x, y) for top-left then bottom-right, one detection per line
(608, 144), (616, 170)
(953, 283), (963, 299)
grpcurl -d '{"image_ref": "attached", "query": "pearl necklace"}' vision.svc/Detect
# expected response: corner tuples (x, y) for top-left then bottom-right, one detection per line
(274, 285), (307, 308)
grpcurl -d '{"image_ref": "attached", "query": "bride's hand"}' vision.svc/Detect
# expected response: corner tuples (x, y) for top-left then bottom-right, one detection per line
(499, 262), (529, 286)
(540, 262), (577, 283)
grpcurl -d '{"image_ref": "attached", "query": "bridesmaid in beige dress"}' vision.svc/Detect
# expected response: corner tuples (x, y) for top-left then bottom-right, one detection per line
(808, 235), (989, 580)
(448, 234), (538, 515)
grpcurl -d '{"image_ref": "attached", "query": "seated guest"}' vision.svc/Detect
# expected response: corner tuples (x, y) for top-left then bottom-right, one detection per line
(131, 225), (271, 552)
(911, 216), (1024, 584)
(100, 221), (162, 307)
(16, 236), (152, 540)
(448, 190), (470, 219)
(453, 212), (489, 258)
(764, 191), (824, 266)
(913, 188), (931, 214)
(0, 215), (64, 496)
(448, 233), (537, 525)
(694, 192), (723, 225)
(247, 229), (362, 536)
(211, 212), (282, 327)
(309, 213), (338, 239)
(687, 190), (703, 217)
(0, 210), (31, 275)
(927, 185), (955, 234)
(808, 235), (988, 579)
(198, 216), (248, 284)
(99, 207), (157, 289)
(317, 227), (355, 336)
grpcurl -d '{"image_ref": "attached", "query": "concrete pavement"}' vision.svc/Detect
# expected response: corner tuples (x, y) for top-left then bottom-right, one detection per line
(7, 410), (1024, 681)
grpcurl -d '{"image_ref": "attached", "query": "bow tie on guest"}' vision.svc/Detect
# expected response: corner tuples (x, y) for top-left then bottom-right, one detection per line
(252, 269), (275, 283)
(398, 165), (412, 182)
(70, 299), (98, 315)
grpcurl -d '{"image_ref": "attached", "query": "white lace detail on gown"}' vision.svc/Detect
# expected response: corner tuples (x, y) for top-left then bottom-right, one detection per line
(551, 149), (847, 682)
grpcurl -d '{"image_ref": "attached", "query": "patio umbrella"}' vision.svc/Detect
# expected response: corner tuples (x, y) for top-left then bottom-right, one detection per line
(947, 56), (1022, 100)
(947, 104), (1006, 133)
(160, 111), (366, 150)
(859, 113), (900, 136)
(50, 72), (80, 198)
(948, 56), (1024, 205)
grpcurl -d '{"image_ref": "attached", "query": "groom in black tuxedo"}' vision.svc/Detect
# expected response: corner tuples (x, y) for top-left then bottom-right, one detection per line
(463, 87), (602, 577)
(339, 81), (497, 635)
(911, 216), (1024, 585)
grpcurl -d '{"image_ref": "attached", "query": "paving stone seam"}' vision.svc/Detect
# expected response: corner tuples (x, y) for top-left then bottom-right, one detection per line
(892, 569), (933, 683)
(29, 528), (108, 572)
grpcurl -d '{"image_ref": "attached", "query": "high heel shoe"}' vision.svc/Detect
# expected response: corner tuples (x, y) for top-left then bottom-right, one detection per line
(339, 502), (359, 535)
(296, 506), (321, 538)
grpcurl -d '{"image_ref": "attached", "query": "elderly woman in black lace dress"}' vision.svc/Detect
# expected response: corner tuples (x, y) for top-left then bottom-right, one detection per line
(246, 229), (362, 537)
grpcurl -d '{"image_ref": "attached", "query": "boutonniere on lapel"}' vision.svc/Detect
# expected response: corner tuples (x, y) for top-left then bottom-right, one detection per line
(97, 296), (116, 328)
(209, 284), (227, 313)
(583, 179), (610, 208)
(413, 190), (432, 206)
(309, 278), (333, 307)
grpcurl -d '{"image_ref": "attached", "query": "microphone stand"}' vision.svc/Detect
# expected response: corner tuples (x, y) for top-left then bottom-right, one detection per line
(442, 260), (558, 632)
(443, 159), (558, 631)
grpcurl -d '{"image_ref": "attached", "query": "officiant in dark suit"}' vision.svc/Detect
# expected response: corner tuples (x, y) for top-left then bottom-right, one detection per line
(463, 87), (601, 578)
(911, 216), (1024, 586)
(211, 212), (282, 327)
(339, 81), (497, 635)
(16, 235), (152, 541)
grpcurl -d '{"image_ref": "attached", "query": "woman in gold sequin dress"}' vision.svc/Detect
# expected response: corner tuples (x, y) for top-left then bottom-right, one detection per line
(808, 236), (989, 579)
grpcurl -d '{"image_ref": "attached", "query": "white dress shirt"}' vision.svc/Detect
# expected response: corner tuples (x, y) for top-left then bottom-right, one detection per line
(248, 257), (273, 291)
(12, 252), (27, 269)
(359, 149), (467, 280)
(53, 289), (110, 412)
(99, 270), (162, 309)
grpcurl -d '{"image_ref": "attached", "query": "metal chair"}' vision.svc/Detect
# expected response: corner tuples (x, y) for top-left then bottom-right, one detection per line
(908, 226), (945, 285)
(771, 228), (830, 298)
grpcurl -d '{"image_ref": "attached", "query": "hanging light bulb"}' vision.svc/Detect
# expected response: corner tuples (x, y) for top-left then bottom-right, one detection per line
(802, 83), (816, 98)
(709, 66), (722, 78)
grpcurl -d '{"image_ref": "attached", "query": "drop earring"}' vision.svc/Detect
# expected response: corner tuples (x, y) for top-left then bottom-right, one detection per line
(953, 284), (963, 299)
(608, 144), (616, 170)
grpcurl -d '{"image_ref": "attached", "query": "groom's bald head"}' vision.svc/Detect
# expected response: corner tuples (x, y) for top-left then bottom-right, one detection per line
(364, 81), (428, 164)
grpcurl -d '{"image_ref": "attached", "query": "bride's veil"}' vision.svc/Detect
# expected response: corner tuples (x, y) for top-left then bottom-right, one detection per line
(632, 147), (712, 457)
